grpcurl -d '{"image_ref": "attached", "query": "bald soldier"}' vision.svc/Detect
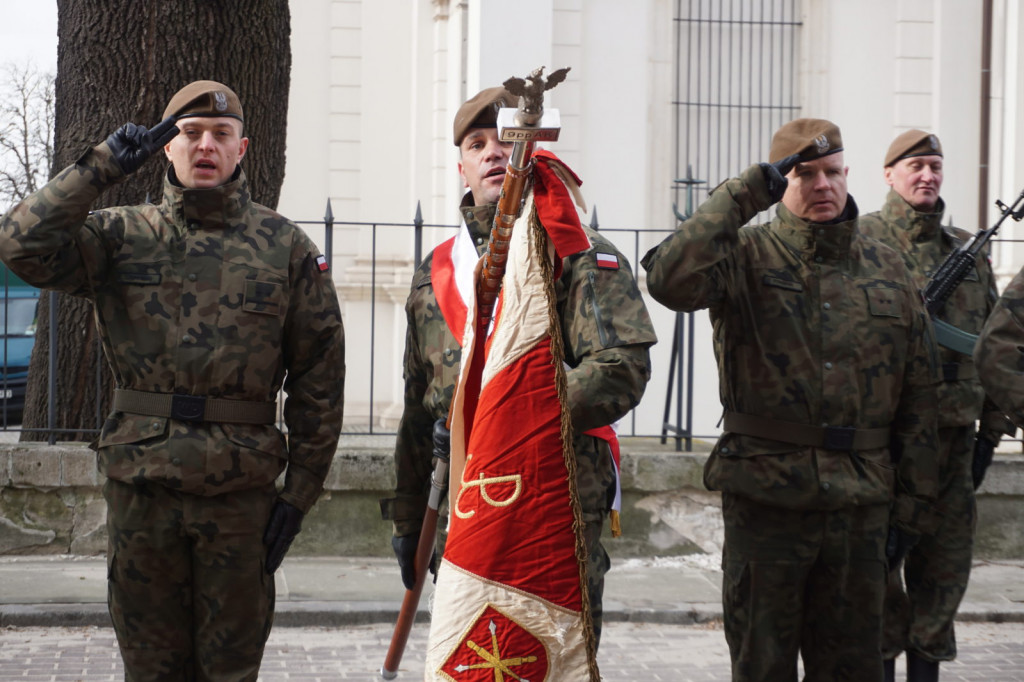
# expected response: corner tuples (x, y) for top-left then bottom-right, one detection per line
(0, 81), (345, 680)
(385, 85), (656, 649)
(860, 130), (1014, 682)
(641, 119), (940, 682)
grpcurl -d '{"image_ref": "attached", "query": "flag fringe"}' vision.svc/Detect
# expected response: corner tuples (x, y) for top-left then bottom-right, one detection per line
(531, 205), (601, 682)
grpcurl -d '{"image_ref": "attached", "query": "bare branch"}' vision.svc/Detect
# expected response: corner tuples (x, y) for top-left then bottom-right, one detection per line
(0, 62), (55, 211)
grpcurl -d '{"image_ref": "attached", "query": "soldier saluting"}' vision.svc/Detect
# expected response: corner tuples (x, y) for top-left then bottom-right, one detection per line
(641, 118), (940, 682)
(0, 81), (345, 680)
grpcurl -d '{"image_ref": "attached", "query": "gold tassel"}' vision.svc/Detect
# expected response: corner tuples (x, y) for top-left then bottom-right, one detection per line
(610, 510), (622, 538)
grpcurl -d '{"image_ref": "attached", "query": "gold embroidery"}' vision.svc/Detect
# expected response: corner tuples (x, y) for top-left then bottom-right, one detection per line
(454, 454), (524, 519)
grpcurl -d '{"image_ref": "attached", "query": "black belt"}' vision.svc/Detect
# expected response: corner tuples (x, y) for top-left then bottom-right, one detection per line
(113, 389), (277, 424)
(723, 412), (891, 451)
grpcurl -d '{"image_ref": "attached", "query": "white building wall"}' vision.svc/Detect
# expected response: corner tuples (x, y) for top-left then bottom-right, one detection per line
(279, 0), (1024, 435)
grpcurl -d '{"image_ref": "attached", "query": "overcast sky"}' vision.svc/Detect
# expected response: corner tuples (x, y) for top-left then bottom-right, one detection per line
(0, 3), (58, 73)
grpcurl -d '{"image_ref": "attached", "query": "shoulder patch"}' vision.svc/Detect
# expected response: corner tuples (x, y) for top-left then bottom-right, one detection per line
(595, 252), (619, 270)
(315, 254), (329, 273)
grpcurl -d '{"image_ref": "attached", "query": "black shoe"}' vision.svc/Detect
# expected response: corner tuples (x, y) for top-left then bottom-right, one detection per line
(906, 651), (939, 682)
(883, 657), (896, 682)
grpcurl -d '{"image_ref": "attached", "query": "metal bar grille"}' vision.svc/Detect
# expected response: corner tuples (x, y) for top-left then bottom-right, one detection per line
(673, 0), (802, 215)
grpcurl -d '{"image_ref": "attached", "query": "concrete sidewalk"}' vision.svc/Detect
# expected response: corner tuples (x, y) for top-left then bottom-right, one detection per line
(1, 554), (1022, 628)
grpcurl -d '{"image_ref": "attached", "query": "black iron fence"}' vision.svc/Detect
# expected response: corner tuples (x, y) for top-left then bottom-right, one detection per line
(0, 210), (702, 450)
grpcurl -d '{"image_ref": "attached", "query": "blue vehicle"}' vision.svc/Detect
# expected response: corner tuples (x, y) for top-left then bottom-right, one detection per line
(1, 267), (40, 423)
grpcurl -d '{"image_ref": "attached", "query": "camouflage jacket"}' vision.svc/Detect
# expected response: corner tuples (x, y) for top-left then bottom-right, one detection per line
(975, 266), (1024, 430)
(0, 144), (345, 514)
(390, 198), (657, 535)
(859, 189), (1013, 439)
(641, 164), (939, 533)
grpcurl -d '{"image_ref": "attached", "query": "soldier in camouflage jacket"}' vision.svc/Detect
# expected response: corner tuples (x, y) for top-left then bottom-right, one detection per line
(642, 119), (939, 682)
(0, 81), (345, 681)
(976, 266), (1024, 429)
(859, 130), (1014, 681)
(386, 86), (657, 649)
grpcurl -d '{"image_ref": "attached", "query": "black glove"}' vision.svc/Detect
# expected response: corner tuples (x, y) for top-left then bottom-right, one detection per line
(759, 153), (801, 203)
(263, 499), (304, 574)
(885, 526), (918, 572)
(392, 533), (437, 590)
(104, 115), (179, 175)
(433, 418), (451, 462)
(972, 435), (997, 489)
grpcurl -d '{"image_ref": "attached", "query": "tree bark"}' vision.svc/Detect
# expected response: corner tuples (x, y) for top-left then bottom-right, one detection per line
(21, 0), (291, 441)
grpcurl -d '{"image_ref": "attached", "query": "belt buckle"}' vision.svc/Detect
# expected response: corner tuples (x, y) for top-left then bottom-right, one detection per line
(823, 426), (855, 451)
(171, 394), (206, 422)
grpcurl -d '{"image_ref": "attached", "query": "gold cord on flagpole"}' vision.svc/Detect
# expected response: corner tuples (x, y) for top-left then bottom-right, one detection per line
(531, 204), (601, 682)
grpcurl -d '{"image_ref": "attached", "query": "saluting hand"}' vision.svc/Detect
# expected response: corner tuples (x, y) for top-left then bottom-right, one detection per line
(105, 115), (180, 175)
(759, 153), (801, 204)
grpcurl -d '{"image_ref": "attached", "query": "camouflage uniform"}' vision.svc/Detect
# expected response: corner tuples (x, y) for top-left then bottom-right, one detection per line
(0, 143), (345, 681)
(641, 164), (939, 682)
(390, 195), (656, 647)
(860, 189), (1013, 663)
(975, 266), (1024, 429)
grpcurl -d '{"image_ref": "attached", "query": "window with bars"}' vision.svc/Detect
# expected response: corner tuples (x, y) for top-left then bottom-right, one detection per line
(672, 0), (802, 222)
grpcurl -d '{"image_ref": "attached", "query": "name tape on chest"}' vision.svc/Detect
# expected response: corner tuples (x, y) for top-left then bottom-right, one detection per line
(595, 252), (619, 270)
(315, 254), (329, 273)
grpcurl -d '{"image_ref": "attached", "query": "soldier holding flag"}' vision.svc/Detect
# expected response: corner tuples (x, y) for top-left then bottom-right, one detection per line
(384, 82), (656, 657)
(642, 118), (940, 681)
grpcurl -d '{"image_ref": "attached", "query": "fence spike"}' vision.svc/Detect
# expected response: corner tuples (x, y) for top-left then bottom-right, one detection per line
(324, 199), (334, 227)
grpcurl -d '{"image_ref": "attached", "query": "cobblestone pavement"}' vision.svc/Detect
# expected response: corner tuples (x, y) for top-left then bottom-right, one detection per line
(1, 621), (1023, 681)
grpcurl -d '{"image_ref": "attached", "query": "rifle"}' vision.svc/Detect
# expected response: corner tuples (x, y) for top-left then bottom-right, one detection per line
(380, 66), (569, 680)
(921, 189), (1024, 355)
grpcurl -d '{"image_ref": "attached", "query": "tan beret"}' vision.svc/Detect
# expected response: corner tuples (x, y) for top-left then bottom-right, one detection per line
(884, 129), (942, 167)
(453, 86), (518, 146)
(769, 118), (844, 163)
(162, 80), (243, 122)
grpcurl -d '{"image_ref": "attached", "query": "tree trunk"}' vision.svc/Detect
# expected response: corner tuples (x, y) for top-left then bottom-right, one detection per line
(21, 0), (291, 441)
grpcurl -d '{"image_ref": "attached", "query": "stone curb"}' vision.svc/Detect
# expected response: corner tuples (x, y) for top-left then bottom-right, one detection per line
(3, 602), (1020, 629)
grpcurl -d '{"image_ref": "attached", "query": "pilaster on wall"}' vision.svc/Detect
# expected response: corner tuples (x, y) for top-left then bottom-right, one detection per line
(328, 0), (362, 224)
(892, 2), (936, 131)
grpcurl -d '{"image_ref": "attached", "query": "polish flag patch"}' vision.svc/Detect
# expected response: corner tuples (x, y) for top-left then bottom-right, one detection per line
(315, 254), (329, 272)
(595, 252), (619, 270)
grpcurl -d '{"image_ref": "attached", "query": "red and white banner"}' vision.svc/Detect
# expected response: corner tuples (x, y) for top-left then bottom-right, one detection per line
(425, 154), (599, 681)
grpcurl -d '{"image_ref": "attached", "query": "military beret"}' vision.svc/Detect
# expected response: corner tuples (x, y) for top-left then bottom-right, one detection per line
(884, 129), (942, 167)
(162, 80), (243, 122)
(769, 118), (844, 163)
(453, 86), (518, 146)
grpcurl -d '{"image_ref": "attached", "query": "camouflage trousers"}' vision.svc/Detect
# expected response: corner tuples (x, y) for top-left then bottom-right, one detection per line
(883, 425), (976, 662)
(721, 493), (889, 682)
(103, 478), (278, 681)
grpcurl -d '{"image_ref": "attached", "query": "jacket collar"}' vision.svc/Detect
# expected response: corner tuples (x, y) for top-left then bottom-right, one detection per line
(880, 188), (946, 243)
(459, 192), (495, 256)
(772, 197), (860, 264)
(162, 165), (250, 230)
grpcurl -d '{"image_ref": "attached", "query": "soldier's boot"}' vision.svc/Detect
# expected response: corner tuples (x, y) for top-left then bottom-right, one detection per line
(883, 657), (896, 682)
(906, 651), (939, 682)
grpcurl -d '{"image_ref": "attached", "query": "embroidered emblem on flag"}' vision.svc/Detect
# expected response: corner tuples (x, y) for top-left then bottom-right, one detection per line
(439, 604), (549, 682)
(595, 252), (619, 269)
(315, 254), (329, 272)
